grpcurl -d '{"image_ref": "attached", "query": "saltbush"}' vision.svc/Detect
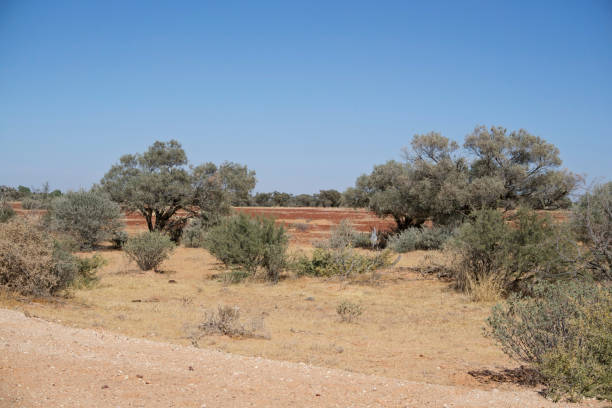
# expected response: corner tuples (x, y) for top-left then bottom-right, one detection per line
(571, 182), (611, 280)
(487, 281), (612, 401)
(21, 197), (46, 210)
(294, 248), (394, 278)
(111, 230), (128, 249)
(205, 214), (288, 282)
(181, 218), (208, 248)
(447, 208), (574, 298)
(123, 231), (175, 271)
(49, 190), (124, 250)
(0, 203), (15, 223)
(388, 226), (452, 252)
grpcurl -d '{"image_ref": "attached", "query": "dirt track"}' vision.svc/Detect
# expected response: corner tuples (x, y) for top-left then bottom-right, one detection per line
(0, 308), (600, 408)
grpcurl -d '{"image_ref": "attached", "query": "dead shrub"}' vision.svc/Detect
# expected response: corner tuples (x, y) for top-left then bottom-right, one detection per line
(197, 305), (268, 339)
(336, 300), (363, 323)
(0, 218), (76, 296)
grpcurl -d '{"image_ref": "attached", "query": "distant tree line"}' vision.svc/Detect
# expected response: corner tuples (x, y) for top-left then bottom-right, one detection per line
(248, 189), (343, 207)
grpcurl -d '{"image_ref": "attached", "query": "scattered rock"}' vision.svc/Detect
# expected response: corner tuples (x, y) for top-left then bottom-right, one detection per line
(168, 280), (177, 284)
(101, 385), (109, 389)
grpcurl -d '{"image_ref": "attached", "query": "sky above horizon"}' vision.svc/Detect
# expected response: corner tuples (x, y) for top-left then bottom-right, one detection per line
(1, 1), (611, 194)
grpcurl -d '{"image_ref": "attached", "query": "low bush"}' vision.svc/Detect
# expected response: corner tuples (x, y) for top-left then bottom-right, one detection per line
(72, 255), (106, 288)
(388, 226), (452, 252)
(111, 230), (128, 249)
(181, 218), (207, 248)
(0, 203), (15, 223)
(0, 218), (76, 296)
(21, 197), (46, 210)
(336, 300), (363, 322)
(447, 208), (575, 298)
(197, 305), (267, 339)
(486, 281), (612, 401)
(294, 248), (394, 278)
(49, 190), (124, 250)
(123, 231), (175, 271)
(205, 214), (288, 282)
(571, 182), (611, 281)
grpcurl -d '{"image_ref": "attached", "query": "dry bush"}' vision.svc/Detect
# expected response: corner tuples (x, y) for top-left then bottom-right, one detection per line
(197, 305), (268, 338)
(336, 300), (363, 323)
(0, 219), (75, 296)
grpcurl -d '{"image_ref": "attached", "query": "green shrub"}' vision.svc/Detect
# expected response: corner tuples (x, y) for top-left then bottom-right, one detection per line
(447, 208), (574, 297)
(0, 203), (15, 223)
(388, 226), (452, 252)
(111, 230), (128, 249)
(205, 214), (288, 282)
(72, 255), (106, 288)
(351, 232), (373, 249)
(49, 190), (124, 250)
(294, 248), (394, 278)
(486, 281), (612, 401)
(336, 300), (363, 322)
(181, 218), (207, 248)
(0, 218), (77, 296)
(571, 182), (611, 280)
(123, 231), (175, 271)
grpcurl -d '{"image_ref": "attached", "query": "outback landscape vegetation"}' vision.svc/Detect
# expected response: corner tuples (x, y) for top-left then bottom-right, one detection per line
(1, 2), (611, 407)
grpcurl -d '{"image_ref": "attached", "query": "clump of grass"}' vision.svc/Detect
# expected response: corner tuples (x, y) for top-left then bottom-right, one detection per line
(336, 300), (363, 323)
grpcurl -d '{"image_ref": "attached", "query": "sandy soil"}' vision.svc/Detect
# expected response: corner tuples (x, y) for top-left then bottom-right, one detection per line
(1, 308), (604, 408)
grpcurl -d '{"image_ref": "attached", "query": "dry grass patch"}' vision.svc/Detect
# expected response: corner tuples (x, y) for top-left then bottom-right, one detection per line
(0, 246), (516, 389)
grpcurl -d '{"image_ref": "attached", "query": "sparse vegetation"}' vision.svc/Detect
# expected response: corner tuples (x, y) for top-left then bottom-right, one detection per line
(336, 300), (363, 322)
(205, 213), (288, 282)
(487, 281), (612, 401)
(0, 201), (15, 223)
(49, 190), (124, 250)
(110, 230), (128, 249)
(123, 231), (175, 272)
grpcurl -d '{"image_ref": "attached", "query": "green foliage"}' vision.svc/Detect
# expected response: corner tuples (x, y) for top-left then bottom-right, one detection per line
(181, 218), (208, 248)
(111, 230), (128, 249)
(21, 197), (46, 210)
(100, 140), (242, 234)
(486, 281), (612, 401)
(217, 161), (257, 206)
(336, 300), (363, 323)
(205, 214), (288, 282)
(0, 202), (15, 223)
(318, 189), (342, 207)
(294, 248), (393, 278)
(388, 226), (452, 252)
(349, 127), (579, 230)
(0, 218), (77, 296)
(71, 255), (106, 289)
(571, 182), (611, 280)
(49, 190), (124, 250)
(123, 231), (175, 271)
(448, 208), (575, 296)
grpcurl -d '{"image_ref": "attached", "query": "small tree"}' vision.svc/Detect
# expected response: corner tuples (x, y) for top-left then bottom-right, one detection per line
(50, 190), (124, 250)
(100, 140), (247, 235)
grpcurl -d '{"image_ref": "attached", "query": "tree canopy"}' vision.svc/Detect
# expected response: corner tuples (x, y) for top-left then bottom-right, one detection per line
(100, 140), (255, 233)
(347, 126), (579, 230)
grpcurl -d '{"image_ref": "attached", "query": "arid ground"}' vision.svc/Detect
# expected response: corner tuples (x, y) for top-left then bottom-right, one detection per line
(1, 206), (598, 407)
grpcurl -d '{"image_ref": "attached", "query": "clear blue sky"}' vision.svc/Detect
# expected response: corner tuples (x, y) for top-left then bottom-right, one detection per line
(1, 1), (610, 194)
